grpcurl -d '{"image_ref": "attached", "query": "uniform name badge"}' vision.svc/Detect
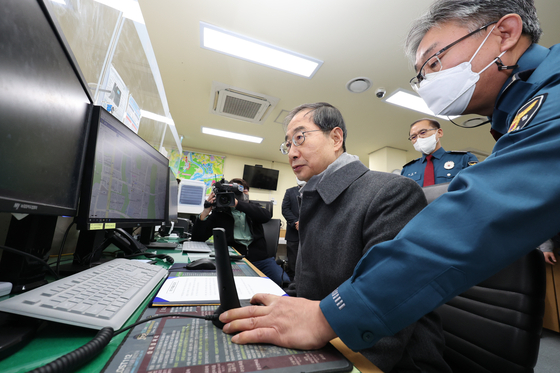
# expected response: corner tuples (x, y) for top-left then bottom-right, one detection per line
(444, 161), (455, 170)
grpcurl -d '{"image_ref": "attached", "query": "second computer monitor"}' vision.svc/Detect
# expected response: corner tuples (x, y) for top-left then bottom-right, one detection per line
(167, 168), (179, 224)
(77, 106), (169, 230)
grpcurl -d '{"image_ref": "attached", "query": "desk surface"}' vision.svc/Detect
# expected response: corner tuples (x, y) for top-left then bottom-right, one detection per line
(0, 247), (381, 373)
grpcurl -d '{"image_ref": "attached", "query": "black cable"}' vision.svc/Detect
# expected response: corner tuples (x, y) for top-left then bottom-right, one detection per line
(27, 313), (218, 373)
(113, 313), (218, 336)
(49, 258), (75, 266)
(0, 245), (60, 281)
(55, 219), (76, 276)
(27, 327), (114, 373)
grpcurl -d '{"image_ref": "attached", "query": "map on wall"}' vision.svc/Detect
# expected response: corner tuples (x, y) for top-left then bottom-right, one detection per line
(169, 149), (224, 195)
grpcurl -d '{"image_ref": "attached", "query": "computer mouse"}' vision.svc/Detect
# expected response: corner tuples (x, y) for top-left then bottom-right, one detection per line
(185, 258), (216, 270)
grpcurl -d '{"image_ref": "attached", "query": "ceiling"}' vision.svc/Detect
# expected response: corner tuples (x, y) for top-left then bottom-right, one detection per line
(137, 0), (560, 167)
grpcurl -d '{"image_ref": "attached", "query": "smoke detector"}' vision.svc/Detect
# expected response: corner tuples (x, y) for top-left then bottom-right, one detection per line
(209, 81), (279, 124)
(346, 77), (372, 93)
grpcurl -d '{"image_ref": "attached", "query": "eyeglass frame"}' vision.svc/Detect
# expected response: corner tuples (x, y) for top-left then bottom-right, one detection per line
(409, 21), (498, 89)
(279, 129), (324, 155)
(408, 127), (438, 142)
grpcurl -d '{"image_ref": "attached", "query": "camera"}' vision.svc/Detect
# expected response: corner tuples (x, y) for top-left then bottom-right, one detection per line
(375, 87), (386, 99)
(204, 179), (244, 209)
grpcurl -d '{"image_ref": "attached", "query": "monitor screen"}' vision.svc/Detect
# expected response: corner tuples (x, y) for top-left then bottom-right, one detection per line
(167, 168), (179, 223)
(177, 180), (206, 215)
(0, 0), (92, 216)
(242, 165), (279, 191)
(77, 106), (169, 230)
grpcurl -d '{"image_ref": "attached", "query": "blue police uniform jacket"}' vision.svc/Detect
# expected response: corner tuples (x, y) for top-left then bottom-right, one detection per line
(319, 43), (560, 351)
(401, 147), (478, 186)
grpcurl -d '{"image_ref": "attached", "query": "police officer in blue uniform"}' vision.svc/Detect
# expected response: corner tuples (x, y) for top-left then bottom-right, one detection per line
(401, 118), (478, 186)
(219, 0), (560, 353)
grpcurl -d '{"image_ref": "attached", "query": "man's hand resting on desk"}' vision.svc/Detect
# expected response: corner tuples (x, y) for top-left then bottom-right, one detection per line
(219, 293), (337, 350)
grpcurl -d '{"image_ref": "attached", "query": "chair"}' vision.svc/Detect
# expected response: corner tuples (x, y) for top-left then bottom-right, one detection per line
(422, 184), (546, 373)
(262, 219), (281, 259)
(422, 182), (450, 204)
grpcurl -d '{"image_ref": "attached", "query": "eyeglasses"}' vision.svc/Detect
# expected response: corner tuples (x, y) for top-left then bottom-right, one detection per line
(408, 128), (437, 142)
(279, 129), (323, 155)
(409, 21), (497, 90)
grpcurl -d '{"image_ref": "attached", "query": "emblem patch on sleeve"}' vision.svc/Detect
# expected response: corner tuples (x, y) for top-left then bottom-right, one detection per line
(508, 93), (547, 133)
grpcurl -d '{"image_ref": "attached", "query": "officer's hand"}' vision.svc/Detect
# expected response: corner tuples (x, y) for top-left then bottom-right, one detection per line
(543, 252), (557, 265)
(219, 293), (337, 350)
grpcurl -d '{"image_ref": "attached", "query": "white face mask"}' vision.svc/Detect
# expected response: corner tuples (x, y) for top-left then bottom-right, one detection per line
(414, 26), (506, 116)
(413, 133), (438, 154)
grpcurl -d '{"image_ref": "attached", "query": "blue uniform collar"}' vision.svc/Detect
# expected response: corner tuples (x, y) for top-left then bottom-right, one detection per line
(421, 147), (445, 163)
(491, 44), (550, 135)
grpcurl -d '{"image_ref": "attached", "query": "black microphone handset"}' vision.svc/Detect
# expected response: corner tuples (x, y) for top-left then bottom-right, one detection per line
(212, 227), (242, 329)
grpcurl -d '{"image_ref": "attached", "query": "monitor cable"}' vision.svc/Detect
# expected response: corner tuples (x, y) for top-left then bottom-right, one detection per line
(54, 219), (77, 276)
(27, 313), (219, 373)
(0, 245), (60, 281)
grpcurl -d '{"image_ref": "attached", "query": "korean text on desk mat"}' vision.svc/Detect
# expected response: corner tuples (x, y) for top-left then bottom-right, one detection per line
(102, 306), (351, 373)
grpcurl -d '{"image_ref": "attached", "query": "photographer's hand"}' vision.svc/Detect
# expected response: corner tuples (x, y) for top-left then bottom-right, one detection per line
(200, 192), (216, 220)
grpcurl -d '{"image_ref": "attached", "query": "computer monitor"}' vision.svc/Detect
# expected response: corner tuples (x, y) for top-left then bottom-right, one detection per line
(77, 106), (169, 231)
(0, 0), (92, 216)
(177, 179), (207, 215)
(69, 106), (169, 268)
(167, 168), (179, 224)
(0, 0), (93, 291)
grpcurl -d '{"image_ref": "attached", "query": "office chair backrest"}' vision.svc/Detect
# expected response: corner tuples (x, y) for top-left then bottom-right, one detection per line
(422, 182), (450, 204)
(422, 183), (546, 373)
(262, 219), (281, 259)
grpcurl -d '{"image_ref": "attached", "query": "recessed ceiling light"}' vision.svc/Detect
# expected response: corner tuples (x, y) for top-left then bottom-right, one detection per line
(383, 88), (459, 121)
(346, 77), (372, 93)
(202, 127), (263, 144)
(200, 22), (323, 79)
(141, 110), (175, 126)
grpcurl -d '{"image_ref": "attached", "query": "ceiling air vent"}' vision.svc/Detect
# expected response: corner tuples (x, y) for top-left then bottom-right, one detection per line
(209, 81), (279, 124)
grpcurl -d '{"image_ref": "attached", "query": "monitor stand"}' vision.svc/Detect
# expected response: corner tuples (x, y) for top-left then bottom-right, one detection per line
(58, 228), (148, 276)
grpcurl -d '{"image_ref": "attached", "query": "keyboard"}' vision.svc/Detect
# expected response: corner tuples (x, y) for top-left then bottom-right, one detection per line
(0, 259), (168, 330)
(182, 241), (213, 253)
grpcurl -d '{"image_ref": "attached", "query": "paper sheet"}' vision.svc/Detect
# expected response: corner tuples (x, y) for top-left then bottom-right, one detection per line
(153, 276), (286, 304)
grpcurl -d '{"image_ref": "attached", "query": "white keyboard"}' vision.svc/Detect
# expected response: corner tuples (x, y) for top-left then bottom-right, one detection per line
(182, 241), (213, 253)
(0, 259), (168, 330)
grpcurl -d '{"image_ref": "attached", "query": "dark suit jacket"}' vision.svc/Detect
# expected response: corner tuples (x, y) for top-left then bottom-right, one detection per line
(281, 186), (300, 242)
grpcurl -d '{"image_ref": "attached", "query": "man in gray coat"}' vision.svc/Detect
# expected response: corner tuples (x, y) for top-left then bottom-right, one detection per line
(277, 102), (450, 372)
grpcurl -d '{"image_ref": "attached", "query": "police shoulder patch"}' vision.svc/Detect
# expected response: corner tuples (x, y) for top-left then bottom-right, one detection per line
(508, 93), (547, 133)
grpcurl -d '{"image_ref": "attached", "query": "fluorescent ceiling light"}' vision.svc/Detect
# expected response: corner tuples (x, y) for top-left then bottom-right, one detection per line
(384, 89), (459, 121)
(202, 127), (263, 144)
(94, 0), (144, 24)
(141, 110), (175, 126)
(51, 0), (67, 4)
(200, 22), (322, 78)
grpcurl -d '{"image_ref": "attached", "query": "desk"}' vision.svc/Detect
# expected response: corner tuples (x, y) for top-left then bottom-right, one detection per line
(0, 248), (382, 373)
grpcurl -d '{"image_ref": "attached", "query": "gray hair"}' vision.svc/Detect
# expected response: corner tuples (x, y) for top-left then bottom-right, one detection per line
(410, 118), (441, 131)
(405, 0), (542, 64)
(283, 102), (347, 152)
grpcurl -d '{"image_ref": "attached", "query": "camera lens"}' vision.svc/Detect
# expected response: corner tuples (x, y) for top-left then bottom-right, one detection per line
(218, 194), (231, 206)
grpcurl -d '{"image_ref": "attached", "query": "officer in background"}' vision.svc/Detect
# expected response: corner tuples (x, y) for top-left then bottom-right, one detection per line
(281, 179), (305, 281)
(401, 118), (478, 186)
